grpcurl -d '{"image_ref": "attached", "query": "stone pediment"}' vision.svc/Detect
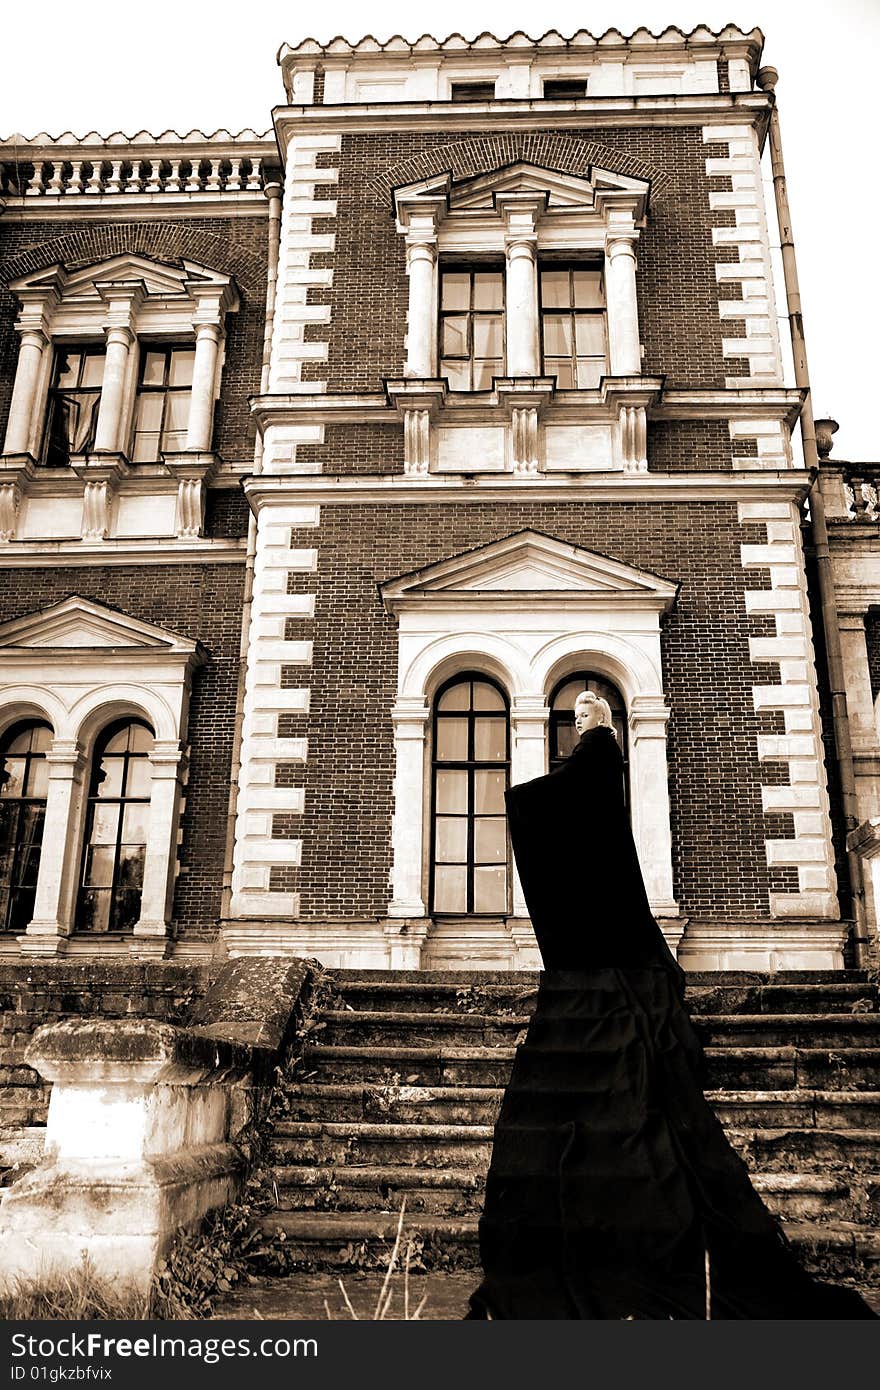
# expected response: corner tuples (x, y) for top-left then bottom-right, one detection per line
(381, 531), (677, 611)
(8, 254), (238, 310)
(394, 160), (650, 222)
(0, 596), (201, 652)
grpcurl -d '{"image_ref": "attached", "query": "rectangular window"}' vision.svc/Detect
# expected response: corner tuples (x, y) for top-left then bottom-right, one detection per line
(43, 346), (106, 466)
(439, 268), (505, 391)
(540, 265), (607, 388)
(450, 81), (496, 102)
(130, 344), (195, 462)
(542, 79), (587, 100)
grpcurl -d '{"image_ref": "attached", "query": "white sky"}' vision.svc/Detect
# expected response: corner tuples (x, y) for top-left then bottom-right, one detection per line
(2, 0), (876, 461)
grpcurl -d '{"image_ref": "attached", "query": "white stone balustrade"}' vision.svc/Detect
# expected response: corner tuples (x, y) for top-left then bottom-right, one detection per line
(10, 153), (267, 198)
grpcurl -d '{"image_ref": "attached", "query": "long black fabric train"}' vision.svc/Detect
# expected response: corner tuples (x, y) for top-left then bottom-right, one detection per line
(465, 724), (877, 1320)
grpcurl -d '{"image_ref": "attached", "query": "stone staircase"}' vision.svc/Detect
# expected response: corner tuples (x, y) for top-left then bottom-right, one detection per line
(254, 969), (880, 1290)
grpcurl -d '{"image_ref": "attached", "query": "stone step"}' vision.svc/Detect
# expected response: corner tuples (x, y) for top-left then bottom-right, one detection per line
(273, 1116), (880, 1169)
(316, 1008), (880, 1051)
(271, 1120), (493, 1169)
(328, 976), (878, 1018)
(301, 1043), (880, 1091)
(285, 1082), (506, 1125)
(254, 1209), (880, 1281)
(284, 1082), (880, 1131)
(267, 1165), (872, 1223)
(693, 1015), (880, 1050)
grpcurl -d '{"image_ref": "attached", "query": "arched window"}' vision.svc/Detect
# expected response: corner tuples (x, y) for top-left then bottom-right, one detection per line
(77, 720), (153, 935)
(0, 721), (51, 934)
(430, 676), (510, 915)
(549, 673), (629, 798)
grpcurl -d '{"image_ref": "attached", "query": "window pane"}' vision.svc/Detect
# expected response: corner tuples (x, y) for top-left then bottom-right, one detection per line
(441, 274), (470, 310)
(575, 358), (605, 389)
(116, 843), (145, 892)
(84, 844), (116, 888)
(473, 316), (502, 358)
(128, 724), (154, 754)
(30, 726), (52, 754)
(169, 349), (195, 387)
(472, 359), (501, 390)
(543, 315), (573, 355)
(95, 757), (124, 797)
(162, 392), (190, 451)
(25, 757), (48, 799)
(474, 817), (507, 863)
(548, 358), (575, 388)
(0, 759), (26, 799)
(89, 803), (120, 845)
(441, 360), (470, 391)
(79, 887), (111, 933)
(474, 769), (506, 814)
(433, 864), (467, 913)
(16, 805), (44, 867)
(111, 884), (142, 934)
(572, 269), (605, 308)
(142, 350), (167, 386)
(553, 679), (588, 711)
(575, 316), (607, 356)
(79, 352), (106, 388)
(121, 802), (150, 845)
(438, 683), (471, 712)
(435, 718), (469, 761)
(8, 886), (36, 935)
(54, 350), (81, 389)
(472, 682), (504, 711)
(0, 803), (18, 863)
(473, 717), (506, 761)
(441, 316), (468, 356)
(435, 769), (467, 814)
(435, 816), (468, 863)
(473, 273), (502, 310)
(132, 393), (164, 461)
(474, 864), (507, 913)
(541, 270), (571, 309)
(124, 757), (152, 799)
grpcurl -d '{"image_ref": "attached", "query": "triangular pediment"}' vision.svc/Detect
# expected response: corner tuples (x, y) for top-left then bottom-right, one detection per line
(0, 596), (201, 653)
(394, 161), (650, 220)
(8, 255), (237, 306)
(381, 531), (678, 610)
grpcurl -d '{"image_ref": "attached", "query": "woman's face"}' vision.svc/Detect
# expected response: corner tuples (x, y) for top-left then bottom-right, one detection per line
(574, 697), (603, 734)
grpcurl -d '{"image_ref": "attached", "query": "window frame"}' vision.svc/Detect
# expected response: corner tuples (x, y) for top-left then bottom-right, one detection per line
(129, 341), (197, 463)
(41, 343), (107, 467)
(0, 720), (51, 935)
(438, 264), (507, 392)
(539, 261), (608, 390)
(429, 674), (511, 917)
(75, 717), (154, 937)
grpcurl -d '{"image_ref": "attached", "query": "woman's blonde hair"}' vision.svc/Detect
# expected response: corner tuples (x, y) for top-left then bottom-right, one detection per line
(575, 690), (614, 729)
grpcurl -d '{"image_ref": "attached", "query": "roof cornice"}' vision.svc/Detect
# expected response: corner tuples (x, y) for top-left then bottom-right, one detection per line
(272, 93), (771, 152)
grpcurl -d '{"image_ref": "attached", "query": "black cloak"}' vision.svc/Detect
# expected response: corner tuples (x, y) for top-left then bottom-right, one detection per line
(466, 725), (876, 1320)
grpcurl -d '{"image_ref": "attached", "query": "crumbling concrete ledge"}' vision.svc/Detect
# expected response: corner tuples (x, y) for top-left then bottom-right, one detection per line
(0, 956), (312, 1293)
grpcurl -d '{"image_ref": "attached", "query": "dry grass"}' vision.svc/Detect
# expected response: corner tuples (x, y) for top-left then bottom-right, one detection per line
(0, 1254), (150, 1321)
(327, 1200), (429, 1320)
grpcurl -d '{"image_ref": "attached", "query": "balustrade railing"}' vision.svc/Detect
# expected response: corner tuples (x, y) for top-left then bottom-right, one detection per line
(843, 465), (880, 523)
(1, 154), (265, 198)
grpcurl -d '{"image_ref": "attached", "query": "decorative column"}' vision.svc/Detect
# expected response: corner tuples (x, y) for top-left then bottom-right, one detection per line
(394, 191), (447, 378)
(388, 698), (430, 917)
(497, 193), (546, 377)
(3, 328), (49, 456)
(185, 322), (222, 451)
(837, 610), (880, 822)
(72, 455), (129, 539)
(93, 279), (144, 454)
(19, 740), (87, 956)
(604, 220), (642, 376)
(0, 456), (35, 541)
(620, 403), (648, 474)
(131, 741), (186, 958)
(627, 696), (679, 920)
(509, 696), (549, 919)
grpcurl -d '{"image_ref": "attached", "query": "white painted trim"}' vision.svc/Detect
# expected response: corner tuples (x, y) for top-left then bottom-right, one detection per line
(0, 538), (245, 566)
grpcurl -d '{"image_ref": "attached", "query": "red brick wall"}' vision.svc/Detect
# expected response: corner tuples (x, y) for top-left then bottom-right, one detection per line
(305, 125), (729, 399)
(0, 215), (268, 462)
(283, 500), (783, 923)
(0, 562), (246, 938)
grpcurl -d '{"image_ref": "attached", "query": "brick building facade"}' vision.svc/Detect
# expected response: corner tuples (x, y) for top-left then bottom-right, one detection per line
(0, 26), (867, 972)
